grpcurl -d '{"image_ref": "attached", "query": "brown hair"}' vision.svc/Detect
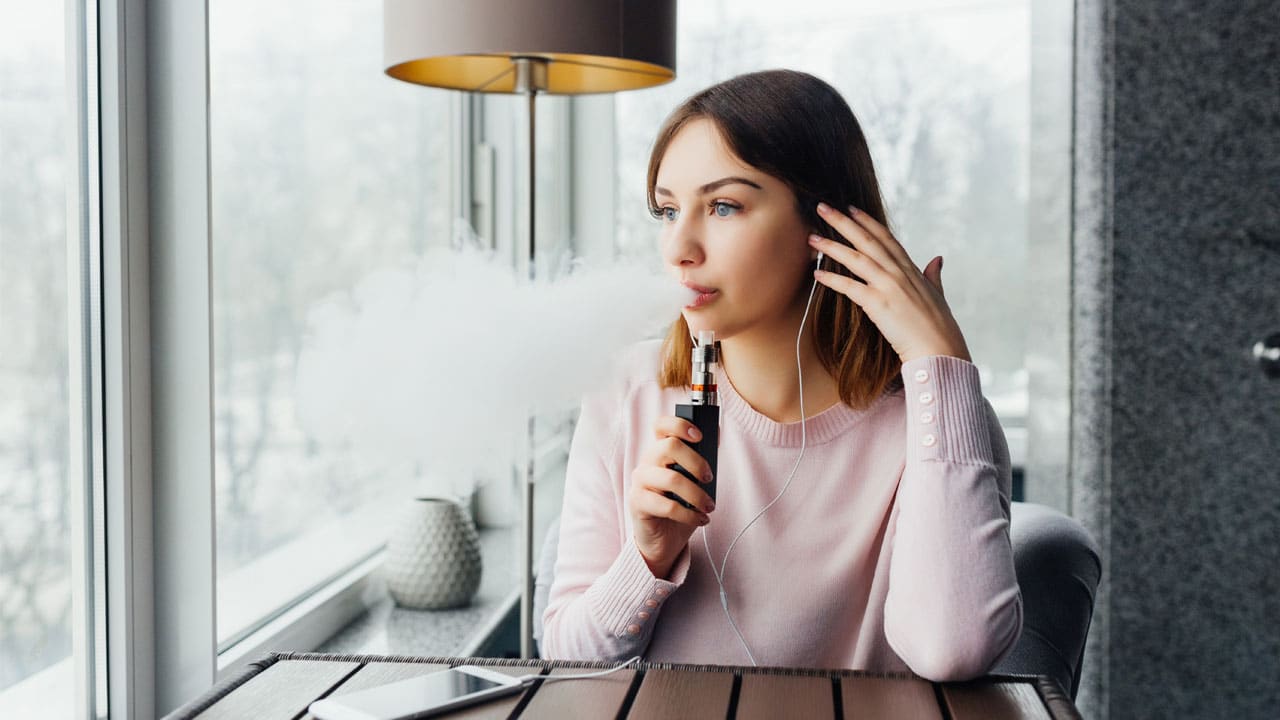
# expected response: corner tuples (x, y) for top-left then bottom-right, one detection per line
(649, 69), (903, 409)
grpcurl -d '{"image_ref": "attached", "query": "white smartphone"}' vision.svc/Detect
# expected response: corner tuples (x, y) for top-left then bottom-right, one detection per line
(308, 665), (527, 720)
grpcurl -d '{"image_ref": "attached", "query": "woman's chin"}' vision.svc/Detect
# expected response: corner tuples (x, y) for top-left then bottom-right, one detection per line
(683, 311), (734, 340)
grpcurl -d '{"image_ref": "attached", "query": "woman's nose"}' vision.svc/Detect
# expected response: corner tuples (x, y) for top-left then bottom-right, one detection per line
(660, 216), (704, 267)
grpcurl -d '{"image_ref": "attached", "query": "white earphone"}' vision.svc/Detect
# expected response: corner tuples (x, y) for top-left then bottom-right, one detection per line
(691, 247), (824, 666)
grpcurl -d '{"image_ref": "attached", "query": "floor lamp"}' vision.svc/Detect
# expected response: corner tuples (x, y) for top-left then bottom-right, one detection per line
(383, 0), (677, 658)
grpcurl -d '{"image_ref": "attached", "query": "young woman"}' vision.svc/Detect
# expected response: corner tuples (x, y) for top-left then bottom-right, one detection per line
(541, 69), (1021, 681)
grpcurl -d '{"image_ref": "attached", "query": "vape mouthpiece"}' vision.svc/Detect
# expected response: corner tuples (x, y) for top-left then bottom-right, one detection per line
(690, 330), (720, 406)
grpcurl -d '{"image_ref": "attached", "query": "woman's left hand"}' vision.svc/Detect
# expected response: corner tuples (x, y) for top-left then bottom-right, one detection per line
(810, 202), (972, 365)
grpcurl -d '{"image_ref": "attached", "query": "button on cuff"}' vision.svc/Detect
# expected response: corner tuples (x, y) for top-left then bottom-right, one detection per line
(902, 354), (996, 465)
(584, 539), (684, 640)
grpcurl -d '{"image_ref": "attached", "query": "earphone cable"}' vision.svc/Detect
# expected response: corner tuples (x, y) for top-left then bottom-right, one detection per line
(695, 266), (821, 666)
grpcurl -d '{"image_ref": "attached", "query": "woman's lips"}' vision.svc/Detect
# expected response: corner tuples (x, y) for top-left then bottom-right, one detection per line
(685, 288), (719, 309)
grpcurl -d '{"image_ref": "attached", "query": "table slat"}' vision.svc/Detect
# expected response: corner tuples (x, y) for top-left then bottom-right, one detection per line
(840, 676), (942, 719)
(515, 667), (637, 719)
(299, 661), (450, 720)
(195, 660), (358, 720)
(736, 674), (834, 720)
(940, 681), (1052, 720)
(626, 668), (735, 720)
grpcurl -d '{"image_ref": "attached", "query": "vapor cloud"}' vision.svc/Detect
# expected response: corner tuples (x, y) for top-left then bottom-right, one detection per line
(295, 243), (691, 497)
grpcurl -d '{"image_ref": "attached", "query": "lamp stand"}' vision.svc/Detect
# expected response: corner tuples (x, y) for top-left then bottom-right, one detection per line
(514, 56), (547, 660)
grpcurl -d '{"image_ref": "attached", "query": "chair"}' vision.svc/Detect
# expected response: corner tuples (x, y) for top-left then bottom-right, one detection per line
(990, 502), (1101, 699)
(533, 501), (1100, 699)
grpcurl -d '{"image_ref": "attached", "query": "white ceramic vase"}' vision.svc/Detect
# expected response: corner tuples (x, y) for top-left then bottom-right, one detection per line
(384, 497), (482, 610)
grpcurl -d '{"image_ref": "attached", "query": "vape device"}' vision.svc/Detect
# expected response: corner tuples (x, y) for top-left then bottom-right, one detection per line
(666, 330), (721, 508)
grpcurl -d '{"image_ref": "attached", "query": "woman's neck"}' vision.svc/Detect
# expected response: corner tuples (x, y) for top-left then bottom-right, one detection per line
(716, 305), (841, 424)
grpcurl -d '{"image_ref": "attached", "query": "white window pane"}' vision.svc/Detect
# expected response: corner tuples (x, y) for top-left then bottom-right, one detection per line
(616, 0), (1030, 427)
(210, 1), (452, 646)
(0, 4), (74, 717)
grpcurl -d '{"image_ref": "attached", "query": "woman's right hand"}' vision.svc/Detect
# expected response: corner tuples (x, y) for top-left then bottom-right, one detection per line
(627, 416), (716, 579)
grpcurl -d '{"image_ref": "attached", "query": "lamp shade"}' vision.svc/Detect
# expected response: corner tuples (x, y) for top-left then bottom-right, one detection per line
(384, 0), (676, 94)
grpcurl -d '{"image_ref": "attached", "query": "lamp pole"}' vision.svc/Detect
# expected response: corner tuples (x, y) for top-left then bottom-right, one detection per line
(513, 56), (547, 659)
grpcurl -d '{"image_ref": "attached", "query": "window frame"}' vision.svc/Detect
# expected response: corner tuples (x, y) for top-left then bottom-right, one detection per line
(99, 0), (212, 715)
(97, 2), (478, 715)
(69, 0), (108, 717)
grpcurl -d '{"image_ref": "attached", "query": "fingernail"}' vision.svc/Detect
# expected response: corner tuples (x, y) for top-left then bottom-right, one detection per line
(848, 205), (859, 216)
(699, 515), (710, 525)
(808, 234), (822, 245)
(703, 471), (714, 484)
(703, 500), (716, 512)
(688, 427), (701, 441)
(816, 202), (831, 214)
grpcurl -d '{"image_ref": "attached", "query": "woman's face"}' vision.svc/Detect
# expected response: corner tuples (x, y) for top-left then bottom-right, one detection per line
(654, 118), (814, 342)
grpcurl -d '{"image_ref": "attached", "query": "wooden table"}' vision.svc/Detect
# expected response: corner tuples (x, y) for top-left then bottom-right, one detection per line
(164, 652), (1082, 719)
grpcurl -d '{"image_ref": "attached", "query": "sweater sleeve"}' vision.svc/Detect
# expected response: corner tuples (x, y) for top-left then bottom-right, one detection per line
(540, 381), (692, 661)
(883, 355), (1023, 681)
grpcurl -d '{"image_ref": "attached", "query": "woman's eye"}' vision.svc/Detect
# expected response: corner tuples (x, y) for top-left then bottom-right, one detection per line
(712, 201), (740, 217)
(652, 206), (679, 222)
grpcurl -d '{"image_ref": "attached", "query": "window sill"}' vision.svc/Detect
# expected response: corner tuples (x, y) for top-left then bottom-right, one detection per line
(216, 548), (382, 682)
(315, 524), (525, 657)
(0, 657), (74, 718)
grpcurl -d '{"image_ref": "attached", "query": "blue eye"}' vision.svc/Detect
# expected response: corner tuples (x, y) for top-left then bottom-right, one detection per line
(712, 201), (741, 217)
(651, 206), (679, 222)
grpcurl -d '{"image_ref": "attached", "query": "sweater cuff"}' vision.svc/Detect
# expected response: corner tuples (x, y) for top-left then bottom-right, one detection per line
(584, 539), (688, 639)
(900, 355), (995, 465)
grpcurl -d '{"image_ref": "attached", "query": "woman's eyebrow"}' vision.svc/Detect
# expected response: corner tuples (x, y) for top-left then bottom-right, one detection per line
(654, 176), (764, 198)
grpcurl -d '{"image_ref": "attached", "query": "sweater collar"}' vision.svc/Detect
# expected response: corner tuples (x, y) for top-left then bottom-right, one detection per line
(716, 372), (896, 448)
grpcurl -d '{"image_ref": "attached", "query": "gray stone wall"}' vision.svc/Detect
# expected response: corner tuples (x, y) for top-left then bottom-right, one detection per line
(1071, 2), (1280, 717)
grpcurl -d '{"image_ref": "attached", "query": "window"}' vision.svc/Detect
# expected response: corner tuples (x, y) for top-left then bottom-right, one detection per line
(614, 0), (1031, 461)
(2, 1), (1056, 715)
(0, 2), (73, 710)
(209, 0), (453, 648)
(0, 1), (103, 717)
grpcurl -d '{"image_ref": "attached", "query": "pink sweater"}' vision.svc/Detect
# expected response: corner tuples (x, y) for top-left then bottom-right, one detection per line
(541, 340), (1022, 681)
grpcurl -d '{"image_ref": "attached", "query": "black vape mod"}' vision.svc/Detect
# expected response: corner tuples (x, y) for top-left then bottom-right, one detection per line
(666, 330), (721, 508)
